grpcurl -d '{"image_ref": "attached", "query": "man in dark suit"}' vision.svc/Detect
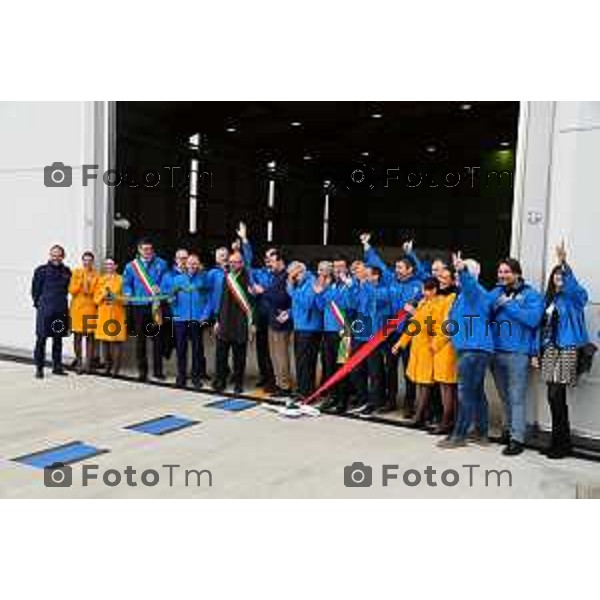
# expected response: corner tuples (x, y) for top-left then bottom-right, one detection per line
(31, 244), (72, 378)
(212, 251), (254, 394)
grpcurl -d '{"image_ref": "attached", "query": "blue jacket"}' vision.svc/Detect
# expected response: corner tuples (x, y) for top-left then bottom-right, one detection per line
(348, 279), (376, 341)
(163, 271), (212, 322)
(449, 270), (494, 353)
(489, 281), (544, 355)
(262, 268), (293, 332)
(542, 265), (589, 349)
(122, 255), (168, 305)
(364, 246), (430, 284)
(315, 280), (353, 332)
(287, 273), (322, 332)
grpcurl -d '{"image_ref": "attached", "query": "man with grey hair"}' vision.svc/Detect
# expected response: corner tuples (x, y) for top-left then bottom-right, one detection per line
(439, 253), (494, 448)
(287, 261), (323, 398)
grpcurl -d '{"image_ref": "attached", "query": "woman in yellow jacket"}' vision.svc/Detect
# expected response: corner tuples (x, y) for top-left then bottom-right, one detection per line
(392, 277), (439, 426)
(430, 277), (458, 434)
(69, 251), (100, 373)
(94, 257), (127, 376)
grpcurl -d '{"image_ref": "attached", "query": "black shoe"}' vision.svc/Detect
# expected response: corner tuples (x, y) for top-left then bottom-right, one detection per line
(271, 387), (293, 398)
(234, 385), (244, 395)
(256, 378), (268, 388)
(175, 378), (186, 389)
(544, 446), (572, 459)
(52, 368), (68, 376)
(153, 373), (166, 381)
(192, 379), (203, 390)
(502, 440), (524, 456)
(376, 404), (396, 414)
(35, 368), (44, 379)
(138, 373), (148, 383)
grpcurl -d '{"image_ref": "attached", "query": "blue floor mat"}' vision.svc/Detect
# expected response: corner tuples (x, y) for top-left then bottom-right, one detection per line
(124, 414), (199, 435)
(12, 441), (109, 469)
(205, 398), (258, 412)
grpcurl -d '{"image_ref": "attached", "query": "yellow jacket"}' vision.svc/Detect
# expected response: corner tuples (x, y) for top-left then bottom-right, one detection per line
(398, 297), (436, 385)
(69, 267), (99, 333)
(431, 293), (458, 384)
(94, 274), (127, 342)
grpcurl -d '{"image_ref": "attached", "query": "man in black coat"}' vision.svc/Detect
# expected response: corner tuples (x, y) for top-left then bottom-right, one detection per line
(31, 245), (72, 378)
(212, 251), (254, 394)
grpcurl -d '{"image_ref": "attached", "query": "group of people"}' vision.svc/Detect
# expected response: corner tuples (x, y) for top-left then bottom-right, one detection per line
(31, 224), (593, 460)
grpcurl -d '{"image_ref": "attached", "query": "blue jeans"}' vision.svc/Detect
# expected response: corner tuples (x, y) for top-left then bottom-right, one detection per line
(491, 351), (530, 443)
(453, 351), (491, 440)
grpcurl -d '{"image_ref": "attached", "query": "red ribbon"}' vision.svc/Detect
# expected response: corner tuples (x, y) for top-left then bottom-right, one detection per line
(302, 308), (409, 404)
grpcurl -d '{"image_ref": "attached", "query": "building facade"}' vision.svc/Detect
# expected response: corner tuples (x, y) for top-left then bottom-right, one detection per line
(0, 101), (598, 437)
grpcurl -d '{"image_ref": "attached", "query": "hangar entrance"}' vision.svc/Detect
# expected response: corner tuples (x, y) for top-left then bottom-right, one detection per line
(114, 101), (519, 285)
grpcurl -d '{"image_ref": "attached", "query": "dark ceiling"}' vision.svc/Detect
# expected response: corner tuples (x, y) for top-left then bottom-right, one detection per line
(121, 101), (519, 176)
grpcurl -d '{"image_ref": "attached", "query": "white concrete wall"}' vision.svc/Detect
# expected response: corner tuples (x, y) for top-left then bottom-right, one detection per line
(515, 101), (600, 439)
(0, 101), (110, 355)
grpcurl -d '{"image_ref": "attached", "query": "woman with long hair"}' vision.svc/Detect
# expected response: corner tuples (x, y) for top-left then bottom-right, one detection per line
(538, 242), (590, 458)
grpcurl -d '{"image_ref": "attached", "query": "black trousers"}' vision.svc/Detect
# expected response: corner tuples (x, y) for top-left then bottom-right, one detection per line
(255, 315), (275, 385)
(321, 332), (349, 403)
(547, 383), (572, 451)
(294, 331), (320, 397)
(215, 337), (247, 388)
(174, 321), (206, 384)
(34, 335), (63, 369)
(384, 333), (415, 408)
(129, 305), (163, 378)
(351, 340), (385, 408)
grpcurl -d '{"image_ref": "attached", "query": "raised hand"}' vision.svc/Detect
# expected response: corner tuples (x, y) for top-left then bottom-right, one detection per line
(237, 221), (248, 241)
(359, 232), (371, 247)
(402, 239), (414, 254)
(556, 240), (567, 264)
(452, 251), (465, 272)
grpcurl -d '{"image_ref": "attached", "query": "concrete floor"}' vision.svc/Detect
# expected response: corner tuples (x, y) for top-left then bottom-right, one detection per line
(1, 360), (599, 498)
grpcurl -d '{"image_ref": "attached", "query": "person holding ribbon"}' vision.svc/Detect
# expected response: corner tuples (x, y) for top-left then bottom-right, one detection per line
(122, 238), (168, 382)
(165, 253), (212, 389)
(160, 247), (189, 361)
(361, 233), (423, 416)
(212, 250), (254, 394)
(94, 257), (127, 377)
(68, 251), (100, 374)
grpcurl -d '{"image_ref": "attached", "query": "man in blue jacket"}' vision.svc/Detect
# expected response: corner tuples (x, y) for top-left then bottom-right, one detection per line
(164, 254), (212, 388)
(439, 254), (494, 448)
(160, 247), (189, 361)
(488, 258), (544, 455)
(123, 238), (168, 382)
(287, 261), (322, 398)
(360, 233), (422, 415)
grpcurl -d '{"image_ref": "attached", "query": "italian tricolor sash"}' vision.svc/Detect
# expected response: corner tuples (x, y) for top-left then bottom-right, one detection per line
(131, 258), (162, 324)
(330, 300), (351, 363)
(225, 271), (253, 327)
(131, 258), (156, 295)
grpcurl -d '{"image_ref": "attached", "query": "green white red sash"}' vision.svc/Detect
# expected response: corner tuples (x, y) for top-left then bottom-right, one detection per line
(131, 257), (162, 323)
(131, 258), (156, 295)
(330, 300), (351, 363)
(225, 271), (253, 327)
